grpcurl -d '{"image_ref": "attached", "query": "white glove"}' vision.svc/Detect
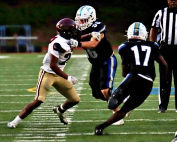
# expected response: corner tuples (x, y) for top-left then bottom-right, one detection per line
(69, 38), (78, 48)
(91, 32), (101, 41)
(67, 76), (78, 85)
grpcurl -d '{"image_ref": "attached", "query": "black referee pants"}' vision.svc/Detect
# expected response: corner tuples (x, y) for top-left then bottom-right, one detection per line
(159, 45), (177, 110)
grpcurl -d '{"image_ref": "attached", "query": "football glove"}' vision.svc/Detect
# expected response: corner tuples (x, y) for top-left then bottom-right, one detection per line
(69, 38), (78, 48)
(91, 32), (101, 41)
(67, 76), (78, 85)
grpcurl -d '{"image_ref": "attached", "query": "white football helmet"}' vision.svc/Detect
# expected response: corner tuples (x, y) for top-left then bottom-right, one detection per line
(127, 22), (148, 40)
(75, 5), (96, 31)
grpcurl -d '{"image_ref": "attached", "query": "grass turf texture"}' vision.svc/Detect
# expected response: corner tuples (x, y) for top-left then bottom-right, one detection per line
(0, 52), (176, 142)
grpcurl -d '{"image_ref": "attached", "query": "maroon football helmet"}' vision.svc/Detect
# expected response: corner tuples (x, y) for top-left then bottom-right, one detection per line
(56, 18), (77, 39)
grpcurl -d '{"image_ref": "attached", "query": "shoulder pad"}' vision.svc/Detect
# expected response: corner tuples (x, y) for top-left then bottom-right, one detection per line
(92, 21), (106, 33)
(118, 43), (126, 53)
(53, 43), (66, 53)
(153, 42), (159, 47)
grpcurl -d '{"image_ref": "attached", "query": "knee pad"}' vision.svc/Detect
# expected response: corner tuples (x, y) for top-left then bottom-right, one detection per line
(108, 96), (118, 109)
(108, 88), (124, 109)
(113, 88), (123, 96)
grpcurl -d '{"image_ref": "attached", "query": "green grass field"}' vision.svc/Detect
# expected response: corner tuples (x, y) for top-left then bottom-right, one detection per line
(0, 52), (176, 142)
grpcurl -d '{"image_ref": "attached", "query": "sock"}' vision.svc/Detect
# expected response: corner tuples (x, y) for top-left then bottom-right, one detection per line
(58, 104), (65, 113)
(97, 122), (109, 129)
(11, 115), (22, 124)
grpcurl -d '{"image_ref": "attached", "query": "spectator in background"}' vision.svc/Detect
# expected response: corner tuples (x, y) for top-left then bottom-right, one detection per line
(14, 28), (35, 52)
(27, 41), (34, 52)
(149, 0), (177, 113)
(15, 28), (28, 52)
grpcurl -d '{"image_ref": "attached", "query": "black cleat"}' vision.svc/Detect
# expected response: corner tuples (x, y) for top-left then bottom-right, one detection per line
(158, 108), (165, 113)
(94, 125), (103, 135)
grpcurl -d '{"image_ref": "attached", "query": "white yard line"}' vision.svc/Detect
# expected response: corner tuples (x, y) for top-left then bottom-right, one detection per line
(1, 108), (176, 113)
(1, 118), (177, 125)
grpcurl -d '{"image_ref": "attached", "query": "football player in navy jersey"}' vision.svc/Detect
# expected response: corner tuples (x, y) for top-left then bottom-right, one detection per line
(7, 18), (80, 128)
(73, 5), (124, 125)
(94, 22), (168, 135)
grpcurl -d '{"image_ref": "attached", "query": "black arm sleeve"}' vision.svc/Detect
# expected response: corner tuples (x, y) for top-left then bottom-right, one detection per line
(53, 43), (66, 53)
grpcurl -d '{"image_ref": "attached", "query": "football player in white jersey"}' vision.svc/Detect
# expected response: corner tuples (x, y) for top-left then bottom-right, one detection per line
(7, 18), (80, 128)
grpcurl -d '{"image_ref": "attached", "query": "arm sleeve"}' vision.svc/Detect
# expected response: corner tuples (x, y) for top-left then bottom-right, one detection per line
(53, 43), (66, 53)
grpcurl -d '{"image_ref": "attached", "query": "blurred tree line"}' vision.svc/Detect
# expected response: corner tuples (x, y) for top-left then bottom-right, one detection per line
(0, 0), (168, 45)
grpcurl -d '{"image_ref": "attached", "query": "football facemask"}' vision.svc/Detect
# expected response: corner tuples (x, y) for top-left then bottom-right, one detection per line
(75, 5), (96, 31)
(56, 18), (77, 39)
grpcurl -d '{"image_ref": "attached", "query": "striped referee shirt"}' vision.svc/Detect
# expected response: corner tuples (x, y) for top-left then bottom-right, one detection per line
(151, 7), (177, 45)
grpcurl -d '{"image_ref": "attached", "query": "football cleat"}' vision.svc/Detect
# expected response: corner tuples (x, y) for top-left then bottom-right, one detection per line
(53, 106), (68, 125)
(158, 108), (165, 113)
(171, 131), (177, 142)
(112, 119), (124, 125)
(171, 137), (177, 142)
(94, 125), (103, 135)
(7, 122), (17, 128)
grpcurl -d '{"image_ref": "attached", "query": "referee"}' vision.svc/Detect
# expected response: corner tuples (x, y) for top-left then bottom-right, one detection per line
(149, 0), (177, 113)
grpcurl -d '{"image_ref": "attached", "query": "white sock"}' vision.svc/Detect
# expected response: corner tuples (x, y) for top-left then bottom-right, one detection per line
(11, 115), (22, 124)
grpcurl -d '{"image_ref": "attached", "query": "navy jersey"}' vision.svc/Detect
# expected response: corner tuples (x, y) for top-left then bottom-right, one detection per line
(118, 39), (161, 80)
(80, 20), (113, 66)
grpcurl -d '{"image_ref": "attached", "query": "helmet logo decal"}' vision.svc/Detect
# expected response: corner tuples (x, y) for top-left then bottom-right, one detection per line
(127, 22), (148, 40)
(87, 7), (93, 14)
(133, 22), (140, 36)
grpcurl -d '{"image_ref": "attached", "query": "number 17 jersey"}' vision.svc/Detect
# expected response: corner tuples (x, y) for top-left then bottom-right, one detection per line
(118, 39), (160, 81)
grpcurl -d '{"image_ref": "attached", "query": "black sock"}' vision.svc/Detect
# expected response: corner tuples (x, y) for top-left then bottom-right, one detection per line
(97, 122), (109, 129)
(58, 105), (65, 113)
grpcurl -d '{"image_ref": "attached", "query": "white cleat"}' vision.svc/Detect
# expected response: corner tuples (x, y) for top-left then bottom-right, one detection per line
(53, 106), (68, 125)
(112, 119), (124, 125)
(171, 131), (177, 142)
(7, 122), (17, 128)
(171, 137), (177, 142)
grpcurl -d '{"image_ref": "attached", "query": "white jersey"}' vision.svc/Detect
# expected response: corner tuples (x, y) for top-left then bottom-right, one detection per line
(41, 35), (72, 74)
